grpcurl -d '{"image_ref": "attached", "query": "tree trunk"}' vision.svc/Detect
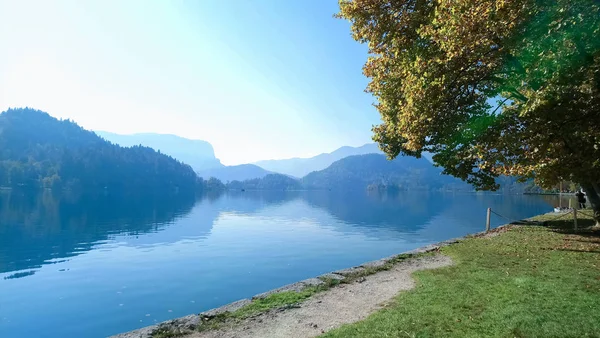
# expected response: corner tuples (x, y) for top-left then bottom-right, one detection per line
(580, 183), (600, 227)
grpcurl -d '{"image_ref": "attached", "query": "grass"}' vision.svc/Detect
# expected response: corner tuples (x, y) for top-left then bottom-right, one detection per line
(322, 211), (600, 338)
(151, 327), (186, 338)
(232, 288), (320, 318)
(230, 276), (347, 320)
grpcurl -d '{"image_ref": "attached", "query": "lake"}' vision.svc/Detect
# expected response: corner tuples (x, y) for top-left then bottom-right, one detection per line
(0, 189), (560, 338)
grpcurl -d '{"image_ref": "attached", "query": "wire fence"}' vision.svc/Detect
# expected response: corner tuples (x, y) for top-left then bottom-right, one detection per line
(486, 206), (597, 232)
(490, 210), (524, 224)
(546, 210), (575, 222)
(577, 209), (596, 218)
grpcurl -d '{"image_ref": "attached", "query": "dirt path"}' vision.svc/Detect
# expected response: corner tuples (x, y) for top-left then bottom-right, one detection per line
(185, 255), (453, 338)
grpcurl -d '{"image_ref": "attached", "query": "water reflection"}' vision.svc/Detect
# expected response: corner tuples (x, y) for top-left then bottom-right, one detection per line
(0, 189), (560, 279)
(304, 190), (440, 231)
(3, 189), (563, 280)
(0, 189), (559, 338)
(222, 190), (559, 241)
(0, 189), (196, 276)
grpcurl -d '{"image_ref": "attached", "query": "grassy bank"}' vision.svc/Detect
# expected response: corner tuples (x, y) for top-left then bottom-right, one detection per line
(323, 212), (600, 338)
(151, 256), (420, 337)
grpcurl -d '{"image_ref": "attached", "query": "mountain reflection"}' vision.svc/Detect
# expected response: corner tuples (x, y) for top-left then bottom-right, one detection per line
(303, 190), (439, 230)
(0, 189), (196, 276)
(223, 190), (443, 237)
(0, 189), (557, 279)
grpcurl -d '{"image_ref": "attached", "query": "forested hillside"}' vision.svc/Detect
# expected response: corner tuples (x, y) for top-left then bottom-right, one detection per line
(227, 174), (302, 190)
(227, 154), (472, 191)
(0, 108), (209, 194)
(96, 131), (223, 171)
(302, 154), (467, 191)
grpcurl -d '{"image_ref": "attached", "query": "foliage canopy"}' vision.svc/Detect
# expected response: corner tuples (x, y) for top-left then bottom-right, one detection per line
(337, 0), (600, 193)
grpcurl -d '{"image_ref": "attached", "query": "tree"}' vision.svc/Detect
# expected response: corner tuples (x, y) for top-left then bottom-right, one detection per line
(205, 177), (226, 191)
(337, 0), (600, 225)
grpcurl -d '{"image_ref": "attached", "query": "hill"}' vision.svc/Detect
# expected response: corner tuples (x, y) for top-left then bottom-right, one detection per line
(197, 164), (274, 183)
(0, 108), (211, 194)
(95, 131), (223, 171)
(233, 153), (470, 191)
(302, 153), (469, 191)
(253, 143), (383, 178)
(227, 174), (302, 191)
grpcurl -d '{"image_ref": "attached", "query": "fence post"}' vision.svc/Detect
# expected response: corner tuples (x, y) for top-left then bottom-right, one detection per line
(569, 199), (572, 209)
(573, 209), (578, 231)
(486, 208), (491, 232)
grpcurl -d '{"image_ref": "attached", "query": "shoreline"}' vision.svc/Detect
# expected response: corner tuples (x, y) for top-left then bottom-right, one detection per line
(523, 192), (574, 195)
(111, 225), (506, 338)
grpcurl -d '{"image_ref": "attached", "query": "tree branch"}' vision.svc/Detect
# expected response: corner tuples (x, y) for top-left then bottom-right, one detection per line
(490, 97), (510, 115)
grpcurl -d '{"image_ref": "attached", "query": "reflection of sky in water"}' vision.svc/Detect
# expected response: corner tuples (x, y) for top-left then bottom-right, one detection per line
(0, 191), (558, 338)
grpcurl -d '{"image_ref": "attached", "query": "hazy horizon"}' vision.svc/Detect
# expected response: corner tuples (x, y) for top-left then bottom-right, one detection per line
(93, 128), (377, 164)
(0, 0), (381, 165)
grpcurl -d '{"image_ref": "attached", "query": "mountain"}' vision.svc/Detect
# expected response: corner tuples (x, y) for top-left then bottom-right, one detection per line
(225, 153), (535, 193)
(0, 108), (211, 194)
(233, 153), (470, 191)
(197, 164), (274, 183)
(95, 131), (223, 171)
(253, 143), (384, 178)
(302, 153), (470, 191)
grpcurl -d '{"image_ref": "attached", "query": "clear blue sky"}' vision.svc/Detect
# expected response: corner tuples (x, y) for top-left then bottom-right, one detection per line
(0, 0), (380, 165)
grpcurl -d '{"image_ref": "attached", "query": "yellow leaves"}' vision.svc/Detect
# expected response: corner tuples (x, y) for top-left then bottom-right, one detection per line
(338, 0), (600, 189)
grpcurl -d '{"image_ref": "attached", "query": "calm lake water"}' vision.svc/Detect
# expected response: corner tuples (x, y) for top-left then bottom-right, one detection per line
(0, 190), (559, 338)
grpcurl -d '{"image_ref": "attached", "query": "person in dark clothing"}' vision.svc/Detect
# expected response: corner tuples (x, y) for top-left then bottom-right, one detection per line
(576, 190), (587, 209)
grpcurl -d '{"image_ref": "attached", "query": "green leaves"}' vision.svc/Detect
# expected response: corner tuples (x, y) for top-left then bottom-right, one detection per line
(338, 0), (600, 190)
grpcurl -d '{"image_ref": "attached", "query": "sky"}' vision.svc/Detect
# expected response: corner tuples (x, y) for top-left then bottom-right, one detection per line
(0, 0), (381, 165)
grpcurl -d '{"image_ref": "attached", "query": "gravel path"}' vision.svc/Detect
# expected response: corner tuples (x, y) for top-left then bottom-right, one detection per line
(186, 255), (453, 338)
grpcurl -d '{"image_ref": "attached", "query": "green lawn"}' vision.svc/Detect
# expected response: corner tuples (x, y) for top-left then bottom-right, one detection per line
(323, 212), (600, 338)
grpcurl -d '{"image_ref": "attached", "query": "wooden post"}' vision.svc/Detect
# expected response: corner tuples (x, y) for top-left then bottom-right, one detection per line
(559, 181), (563, 208)
(569, 198), (572, 209)
(486, 208), (491, 232)
(573, 209), (578, 231)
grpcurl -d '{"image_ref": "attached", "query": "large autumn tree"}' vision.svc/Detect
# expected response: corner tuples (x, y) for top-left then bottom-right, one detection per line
(337, 0), (600, 225)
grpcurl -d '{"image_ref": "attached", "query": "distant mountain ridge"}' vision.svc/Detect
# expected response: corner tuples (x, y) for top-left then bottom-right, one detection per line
(96, 131), (223, 171)
(302, 153), (469, 191)
(253, 143), (384, 177)
(1, 109), (536, 194)
(228, 154), (471, 191)
(197, 164), (275, 183)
